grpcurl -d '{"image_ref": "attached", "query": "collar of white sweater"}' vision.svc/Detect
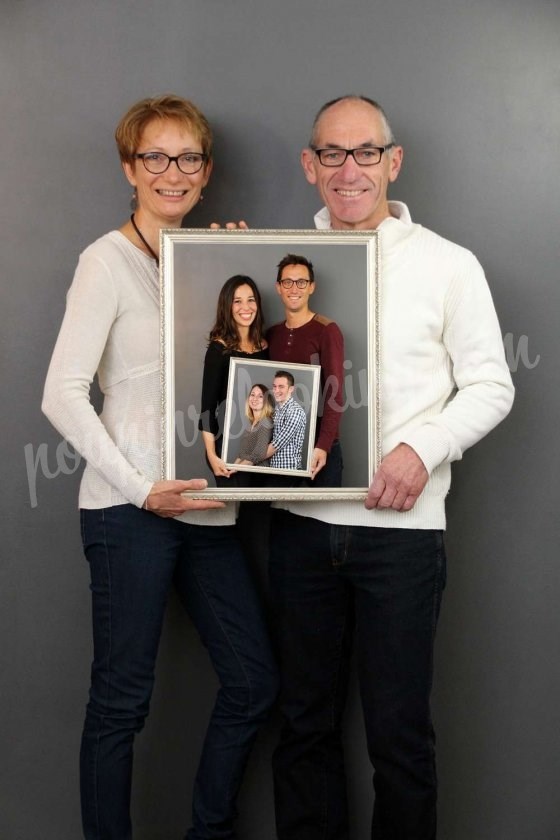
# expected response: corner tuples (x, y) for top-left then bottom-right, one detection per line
(314, 201), (419, 263)
(314, 199), (411, 228)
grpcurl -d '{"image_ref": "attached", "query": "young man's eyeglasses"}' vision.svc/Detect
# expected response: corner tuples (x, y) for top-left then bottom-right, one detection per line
(134, 151), (207, 175)
(278, 278), (311, 289)
(311, 145), (394, 167)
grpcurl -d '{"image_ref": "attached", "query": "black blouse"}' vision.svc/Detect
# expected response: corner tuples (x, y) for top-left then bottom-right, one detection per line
(198, 341), (268, 437)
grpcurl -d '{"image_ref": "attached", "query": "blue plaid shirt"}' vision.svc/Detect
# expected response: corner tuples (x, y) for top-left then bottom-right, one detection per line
(270, 398), (307, 470)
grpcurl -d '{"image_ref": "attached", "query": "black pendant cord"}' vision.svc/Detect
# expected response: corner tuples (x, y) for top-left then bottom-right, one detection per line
(130, 214), (159, 266)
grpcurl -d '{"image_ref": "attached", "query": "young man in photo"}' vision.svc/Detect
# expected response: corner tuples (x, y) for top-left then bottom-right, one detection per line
(267, 254), (344, 486)
(266, 371), (307, 471)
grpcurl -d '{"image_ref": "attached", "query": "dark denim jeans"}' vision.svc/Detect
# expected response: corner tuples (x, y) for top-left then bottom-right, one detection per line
(309, 439), (343, 489)
(79, 505), (278, 840)
(269, 510), (446, 840)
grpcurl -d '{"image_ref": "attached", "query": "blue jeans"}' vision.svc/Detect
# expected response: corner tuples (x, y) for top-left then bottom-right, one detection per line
(269, 510), (446, 840)
(79, 505), (278, 840)
(309, 439), (343, 488)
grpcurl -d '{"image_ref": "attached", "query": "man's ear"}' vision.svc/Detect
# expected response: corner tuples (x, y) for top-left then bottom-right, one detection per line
(388, 145), (403, 184)
(301, 148), (318, 185)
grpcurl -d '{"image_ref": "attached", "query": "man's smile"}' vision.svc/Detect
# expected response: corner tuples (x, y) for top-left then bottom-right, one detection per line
(334, 188), (367, 197)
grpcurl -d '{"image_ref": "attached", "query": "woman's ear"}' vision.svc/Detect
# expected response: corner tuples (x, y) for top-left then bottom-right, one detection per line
(122, 159), (136, 188)
(202, 158), (213, 188)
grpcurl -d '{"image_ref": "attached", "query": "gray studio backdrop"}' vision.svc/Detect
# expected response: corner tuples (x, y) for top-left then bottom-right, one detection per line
(2, 1), (559, 838)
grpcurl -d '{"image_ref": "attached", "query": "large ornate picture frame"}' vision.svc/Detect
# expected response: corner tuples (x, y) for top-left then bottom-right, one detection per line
(161, 229), (380, 501)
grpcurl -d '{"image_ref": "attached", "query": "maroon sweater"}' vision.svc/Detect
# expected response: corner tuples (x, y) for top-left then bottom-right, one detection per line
(267, 314), (344, 452)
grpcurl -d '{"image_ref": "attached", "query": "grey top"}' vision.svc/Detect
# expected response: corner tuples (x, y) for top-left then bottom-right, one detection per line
(237, 417), (273, 464)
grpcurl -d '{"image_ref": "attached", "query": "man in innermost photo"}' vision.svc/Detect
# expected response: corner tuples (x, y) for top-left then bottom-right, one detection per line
(267, 254), (344, 486)
(265, 371), (307, 471)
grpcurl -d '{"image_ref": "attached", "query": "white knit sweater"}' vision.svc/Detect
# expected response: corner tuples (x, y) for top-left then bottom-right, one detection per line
(282, 202), (514, 529)
(42, 231), (235, 526)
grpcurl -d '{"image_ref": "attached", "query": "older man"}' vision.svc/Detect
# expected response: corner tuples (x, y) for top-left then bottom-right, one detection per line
(269, 95), (514, 840)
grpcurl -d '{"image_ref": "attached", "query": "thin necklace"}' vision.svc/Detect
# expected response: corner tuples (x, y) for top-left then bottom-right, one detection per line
(130, 214), (159, 266)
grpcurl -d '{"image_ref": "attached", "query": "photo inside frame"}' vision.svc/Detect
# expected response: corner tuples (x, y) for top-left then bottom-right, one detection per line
(162, 231), (378, 498)
(221, 358), (321, 478)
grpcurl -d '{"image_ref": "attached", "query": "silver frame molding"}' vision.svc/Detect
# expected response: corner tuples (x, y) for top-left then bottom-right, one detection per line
(160, 228), (380, 501)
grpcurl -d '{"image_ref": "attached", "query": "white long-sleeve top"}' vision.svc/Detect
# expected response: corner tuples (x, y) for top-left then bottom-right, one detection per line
(42, 230), (235, 526)
(282, 202), (514, 529)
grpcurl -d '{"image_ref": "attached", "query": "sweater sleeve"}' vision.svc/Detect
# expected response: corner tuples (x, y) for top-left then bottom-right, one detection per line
(236, 428), (252, 462)
(316, 322), (345, 452)
(240, 418), (273, 464)
(198, 342), (229, 436)
(41, 249), (153, 507)
(401, 253), (514, 473)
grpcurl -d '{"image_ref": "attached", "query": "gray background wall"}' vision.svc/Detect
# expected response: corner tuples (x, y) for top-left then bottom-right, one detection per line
(1, 1), (558, 837)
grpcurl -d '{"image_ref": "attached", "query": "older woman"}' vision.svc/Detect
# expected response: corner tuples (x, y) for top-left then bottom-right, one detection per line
(42, 95), (277, 840)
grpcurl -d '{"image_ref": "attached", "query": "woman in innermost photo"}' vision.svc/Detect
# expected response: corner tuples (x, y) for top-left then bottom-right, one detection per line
(235, 384), (275, 469)
(199, 275), (268, 483)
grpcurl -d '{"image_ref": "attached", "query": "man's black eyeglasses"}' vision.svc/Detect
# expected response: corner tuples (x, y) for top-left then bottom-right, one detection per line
(278, 278), (311, 289)
(311, 145), (395, 167)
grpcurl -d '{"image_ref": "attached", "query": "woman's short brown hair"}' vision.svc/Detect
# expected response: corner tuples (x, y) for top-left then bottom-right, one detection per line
(115, 94), (213, 164)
